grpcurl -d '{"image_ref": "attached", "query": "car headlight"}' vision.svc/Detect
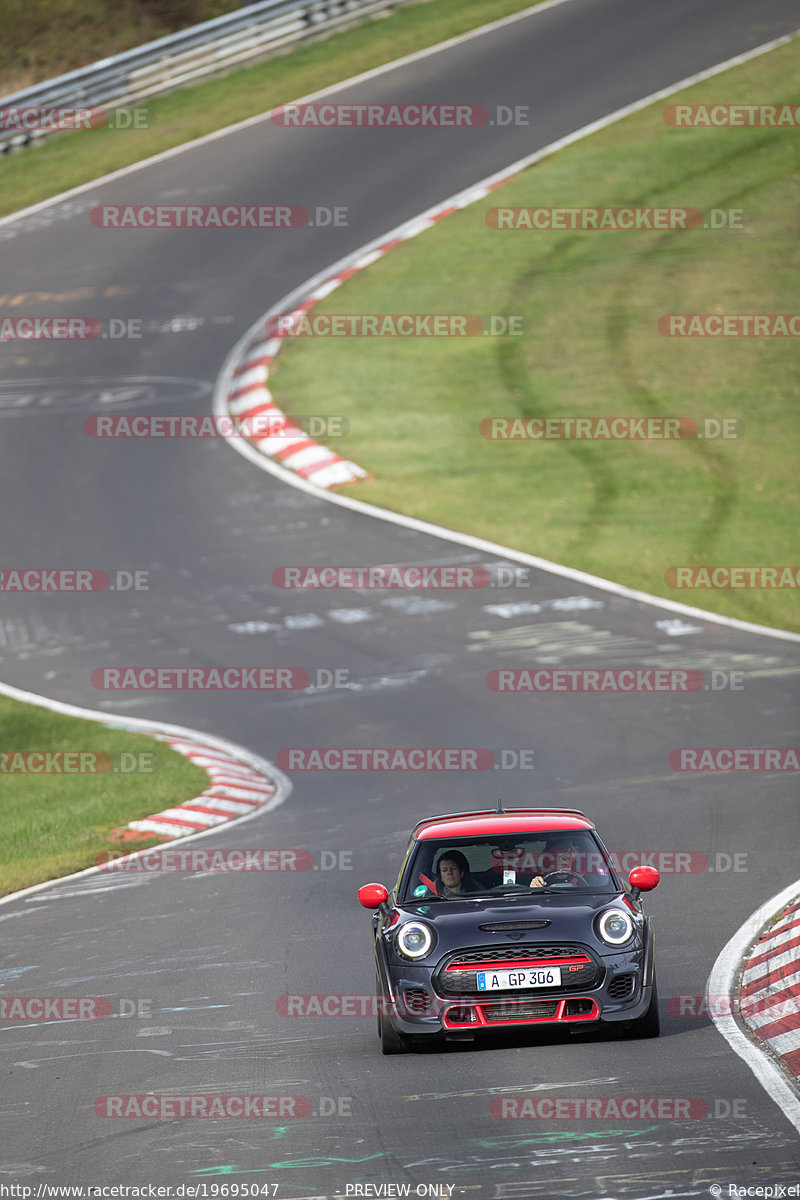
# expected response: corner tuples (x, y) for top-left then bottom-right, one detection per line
(597, 908), (634, 946)
(396, 921), (434, 960)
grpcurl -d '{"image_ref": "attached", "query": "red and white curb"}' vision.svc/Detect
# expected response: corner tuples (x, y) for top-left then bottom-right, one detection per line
(111, 733), (278, 842)
(738, 894), (800, 1083)
(225, 319), (368, 489)
(708, 880), (800, 1134)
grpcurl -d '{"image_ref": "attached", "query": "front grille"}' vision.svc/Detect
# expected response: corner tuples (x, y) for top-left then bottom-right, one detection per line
(483, 1001), (558, 1022)
(608, 973), (636, 999)
(438, 943), (601, 997)
(449, 943), (587, 965)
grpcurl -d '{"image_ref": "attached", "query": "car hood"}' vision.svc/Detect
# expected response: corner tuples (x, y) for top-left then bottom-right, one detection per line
(395, 893), (630, 957)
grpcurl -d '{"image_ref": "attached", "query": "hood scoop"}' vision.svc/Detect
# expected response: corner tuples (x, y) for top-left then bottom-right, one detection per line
(478, 920), (551, 932)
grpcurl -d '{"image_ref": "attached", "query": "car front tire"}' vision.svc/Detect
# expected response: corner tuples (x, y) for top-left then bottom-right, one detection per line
(376, 980), (412, 1054)
(379, 1006), (413, 1054)
(625, 972), (661, 1038)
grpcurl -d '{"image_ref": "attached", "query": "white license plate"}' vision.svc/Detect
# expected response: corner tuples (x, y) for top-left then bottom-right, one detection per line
(476, 967), (562, 991)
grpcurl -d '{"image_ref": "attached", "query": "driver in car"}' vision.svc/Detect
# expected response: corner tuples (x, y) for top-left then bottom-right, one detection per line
(529, 838), (587, 888)
(436, 850), (482, 896)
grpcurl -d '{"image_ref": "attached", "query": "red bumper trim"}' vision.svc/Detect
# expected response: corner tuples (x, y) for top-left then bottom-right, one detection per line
(442, 997), (600, 1029)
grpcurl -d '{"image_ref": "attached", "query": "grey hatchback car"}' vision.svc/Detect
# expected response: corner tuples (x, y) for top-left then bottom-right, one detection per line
(358, 807), (660, 1053)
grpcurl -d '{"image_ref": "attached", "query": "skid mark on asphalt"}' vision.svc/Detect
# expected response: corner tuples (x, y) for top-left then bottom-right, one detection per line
(23, 877), (153, 901)
(11, 1048), (173, 1064)
(0, 966), (40, 980)
(403, 1078), (618, 1101)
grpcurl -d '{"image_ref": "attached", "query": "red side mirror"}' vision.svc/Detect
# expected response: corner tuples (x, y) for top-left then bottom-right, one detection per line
(629, 866), (660, 893)
(358, 882), (389, 909)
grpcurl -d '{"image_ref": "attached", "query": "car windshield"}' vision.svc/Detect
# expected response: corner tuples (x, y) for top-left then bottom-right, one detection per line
(400, 830), (619, 902)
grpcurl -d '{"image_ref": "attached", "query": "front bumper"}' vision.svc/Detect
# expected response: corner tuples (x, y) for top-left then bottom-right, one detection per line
(382, 941), (654, 1035)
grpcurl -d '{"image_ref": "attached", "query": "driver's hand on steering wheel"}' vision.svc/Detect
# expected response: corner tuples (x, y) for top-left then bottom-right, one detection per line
(530, 871), (581, 888)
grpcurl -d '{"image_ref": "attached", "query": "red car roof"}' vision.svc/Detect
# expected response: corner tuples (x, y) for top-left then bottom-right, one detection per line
(413, 809), (595, 840)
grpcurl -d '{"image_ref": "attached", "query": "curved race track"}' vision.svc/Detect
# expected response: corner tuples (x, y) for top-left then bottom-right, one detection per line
(1, 1), (799, 1195)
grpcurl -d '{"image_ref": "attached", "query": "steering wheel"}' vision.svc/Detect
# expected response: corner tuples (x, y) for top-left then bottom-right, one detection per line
(541, 871), (583, 886)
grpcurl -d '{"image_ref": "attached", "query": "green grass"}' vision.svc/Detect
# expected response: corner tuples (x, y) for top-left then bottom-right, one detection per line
(0, 0), (543, 218)
(0, 696), (209, 896)
(270, 37), (800, 632)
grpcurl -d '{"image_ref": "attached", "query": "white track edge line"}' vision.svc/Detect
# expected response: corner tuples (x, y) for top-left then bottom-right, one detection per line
(707, 880), (800, 1130)
(213, 30), (800, 644)
(0, 677), (292, 908)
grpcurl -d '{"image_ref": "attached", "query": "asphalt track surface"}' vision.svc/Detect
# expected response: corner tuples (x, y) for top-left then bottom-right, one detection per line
(1, 0), (800, 1194)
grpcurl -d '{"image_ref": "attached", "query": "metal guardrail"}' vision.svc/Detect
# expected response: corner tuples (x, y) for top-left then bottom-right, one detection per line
(0, 0), (412, 154)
